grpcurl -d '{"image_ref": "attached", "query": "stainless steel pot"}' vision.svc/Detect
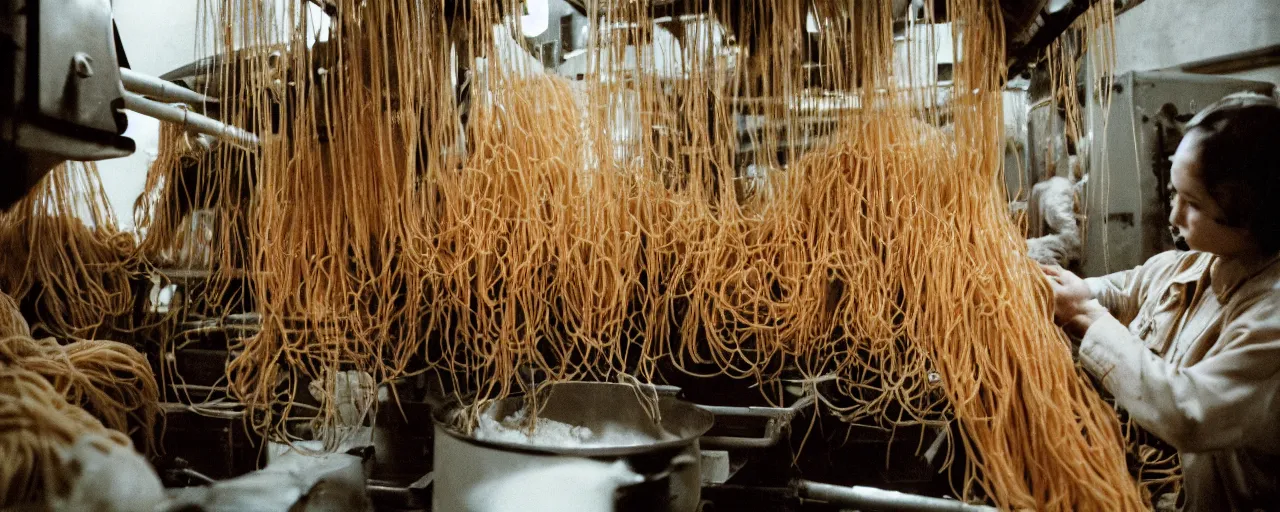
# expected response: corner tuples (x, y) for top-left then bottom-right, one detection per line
(432, 381), (714, 512)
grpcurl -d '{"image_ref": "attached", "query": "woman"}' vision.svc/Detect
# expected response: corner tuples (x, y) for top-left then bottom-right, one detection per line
(1045, 92), (1280, 511)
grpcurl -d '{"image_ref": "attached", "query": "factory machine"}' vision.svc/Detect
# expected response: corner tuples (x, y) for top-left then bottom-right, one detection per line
(1079, 71), (1275, 276)
(3, 1), (1107, 510)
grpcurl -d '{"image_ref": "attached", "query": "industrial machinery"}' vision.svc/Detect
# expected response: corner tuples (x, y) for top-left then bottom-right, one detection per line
(1080, 71), (1275, 276)
(0, 0), (256, 211)
(2, 0), (1100, 510)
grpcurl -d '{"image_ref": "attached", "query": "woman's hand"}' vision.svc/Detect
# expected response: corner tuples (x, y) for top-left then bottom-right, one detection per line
(1041, 264), (1109, 338)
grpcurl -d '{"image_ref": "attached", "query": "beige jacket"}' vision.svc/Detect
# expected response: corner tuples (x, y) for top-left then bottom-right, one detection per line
(1083, 250), (1280, 511)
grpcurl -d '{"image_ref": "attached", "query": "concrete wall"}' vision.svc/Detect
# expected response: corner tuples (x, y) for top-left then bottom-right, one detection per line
(1112, 0), (1280, 83)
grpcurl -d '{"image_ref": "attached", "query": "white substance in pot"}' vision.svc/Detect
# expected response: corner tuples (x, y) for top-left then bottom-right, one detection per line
(473, 408), (677, 448)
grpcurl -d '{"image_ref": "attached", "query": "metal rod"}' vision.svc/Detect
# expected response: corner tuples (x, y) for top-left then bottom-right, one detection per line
(795, 480), (997, 512)
(120, 68), (215, 106)
(123, 92), (259, 147)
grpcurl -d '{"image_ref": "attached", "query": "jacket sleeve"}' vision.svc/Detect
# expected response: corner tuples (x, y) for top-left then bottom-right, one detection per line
(1078, 298), (1280, 453)
(1085, 270), (1140, 324)
(1083, 251), (1182, 325)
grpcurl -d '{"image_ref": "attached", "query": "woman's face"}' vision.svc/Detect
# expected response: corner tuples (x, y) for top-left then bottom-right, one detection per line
(1168, 131), (1260, 258)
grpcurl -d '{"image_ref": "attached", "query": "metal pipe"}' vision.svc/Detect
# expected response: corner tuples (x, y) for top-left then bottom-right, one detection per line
(795, 480), (997, 512)
(120, 68), (215, 106)
(123, 92), (258, 147)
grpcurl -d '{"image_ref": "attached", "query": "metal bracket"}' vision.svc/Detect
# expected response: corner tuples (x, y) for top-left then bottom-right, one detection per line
(697, 394), (816, 450)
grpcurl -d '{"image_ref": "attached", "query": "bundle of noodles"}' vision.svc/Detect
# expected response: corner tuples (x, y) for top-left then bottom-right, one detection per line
(135, 123), (215, 268)
(0, 334), (159, 454)
(0, 164), (157, 451)
(135, 109), (259, 279)
(786, 114), (1140, 508)
(0, 365), (133, 508)
(0, 291), (30, 338)
(219, 0), (460, 443)
(430, 72), (616, 403)
(0, 163), (143, 341)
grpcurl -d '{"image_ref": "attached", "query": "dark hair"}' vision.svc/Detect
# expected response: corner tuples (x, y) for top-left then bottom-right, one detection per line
(1183, 92), (1280, 253)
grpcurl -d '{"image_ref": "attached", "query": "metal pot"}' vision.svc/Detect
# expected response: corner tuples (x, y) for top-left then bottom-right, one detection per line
(432, 381), (714, 512)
